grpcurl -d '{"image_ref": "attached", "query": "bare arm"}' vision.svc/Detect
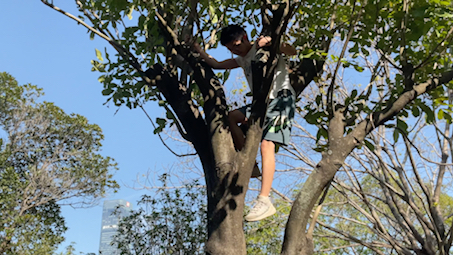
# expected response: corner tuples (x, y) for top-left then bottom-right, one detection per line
(256, 36), (297, 56)
(193, 43), (239, 69)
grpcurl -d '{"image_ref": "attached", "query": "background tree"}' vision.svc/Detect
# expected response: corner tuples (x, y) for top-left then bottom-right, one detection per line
(41, 0), (453, 254)
(0, 72), (118, 254)
(309, 102), (453, 255)
(113, 175), (207, 255)
(113, 174), (291, 255)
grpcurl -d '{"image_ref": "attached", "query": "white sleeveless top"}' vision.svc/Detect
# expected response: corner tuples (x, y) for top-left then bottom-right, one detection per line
(235, 44), (294, 99)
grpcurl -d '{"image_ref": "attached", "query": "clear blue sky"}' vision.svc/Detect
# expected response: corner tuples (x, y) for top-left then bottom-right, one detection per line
(0, 1), (192, 253)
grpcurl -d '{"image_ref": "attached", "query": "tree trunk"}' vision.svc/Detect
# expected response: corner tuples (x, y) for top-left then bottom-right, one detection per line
(204, 123), (264, 254)
(204, 161), (248, 254)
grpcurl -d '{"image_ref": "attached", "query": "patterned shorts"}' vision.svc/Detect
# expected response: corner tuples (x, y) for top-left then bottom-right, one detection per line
(239, 89), (295, 146)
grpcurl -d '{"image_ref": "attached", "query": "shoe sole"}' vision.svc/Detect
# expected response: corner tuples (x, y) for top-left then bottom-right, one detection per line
(245, 205), (276, 222)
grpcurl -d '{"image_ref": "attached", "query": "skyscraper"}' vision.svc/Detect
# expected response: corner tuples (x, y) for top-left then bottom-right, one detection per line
(99, 199), (132, 255)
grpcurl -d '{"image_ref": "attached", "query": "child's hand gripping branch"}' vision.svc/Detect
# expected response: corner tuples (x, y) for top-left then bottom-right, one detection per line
(255, 35), (297, 55)
(193, 25), (297, 222)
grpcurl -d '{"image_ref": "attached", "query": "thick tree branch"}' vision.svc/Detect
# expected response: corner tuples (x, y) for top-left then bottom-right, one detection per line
(283, 64), (453, 254)
(351, 68), (453, 143)
(144, 64), (209, 155)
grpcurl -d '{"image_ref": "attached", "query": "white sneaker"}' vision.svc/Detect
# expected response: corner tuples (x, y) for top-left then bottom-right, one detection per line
(245, 196), (276, 221)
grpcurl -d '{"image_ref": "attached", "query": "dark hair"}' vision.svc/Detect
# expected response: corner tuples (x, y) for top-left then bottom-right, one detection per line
(220, 25), (246, 46)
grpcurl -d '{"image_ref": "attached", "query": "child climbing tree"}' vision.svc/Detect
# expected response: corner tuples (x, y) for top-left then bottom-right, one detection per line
(42, 0), (453, 254)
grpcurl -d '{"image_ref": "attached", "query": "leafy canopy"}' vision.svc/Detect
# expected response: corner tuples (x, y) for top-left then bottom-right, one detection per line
(0, 72), (118, 254)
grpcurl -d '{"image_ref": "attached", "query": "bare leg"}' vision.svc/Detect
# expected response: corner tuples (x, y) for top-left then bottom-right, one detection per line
(228, 109), (246, 150)
(244, 139), (276, 221)
(260, 139), (275, 197)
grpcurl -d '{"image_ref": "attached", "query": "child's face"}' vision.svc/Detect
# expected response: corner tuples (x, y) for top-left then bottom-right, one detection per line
(225, 35), (251, 57)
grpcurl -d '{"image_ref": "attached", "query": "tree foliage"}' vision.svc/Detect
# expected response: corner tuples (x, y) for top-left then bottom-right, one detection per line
(113, 174), (293, 255)
(113, 176), (207, 255)
(0, 72), (118, 254)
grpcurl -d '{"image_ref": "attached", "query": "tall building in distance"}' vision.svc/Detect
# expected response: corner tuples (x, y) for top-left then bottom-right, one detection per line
(99, 199), (132, 255)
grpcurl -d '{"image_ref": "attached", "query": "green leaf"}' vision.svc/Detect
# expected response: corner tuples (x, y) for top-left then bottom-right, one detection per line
(353, 64), (364, 72)
(315, 95), (322, 105)
(251, 28), (257, 38)
(438, 109), (445, 120)
(313, 146), (325, 152)
(393, 129), (400, 143)
(154, 118), (167, 134)
(419, 102), (435, 123)
(95, 49), (103, 62)
(397, 118), (408, 132)
(364, 139), (375, 151)
(361, 48), (370, 56)
(223, 70), (230, 81)
(412, 106), (420, 117)
(351, 89), (357, 98)
(436, 12), (453, 18)
(305, 113), (317, 124)
(166, 110), (175, 120)
(102, 88), (113, 96)
(209, 4), (218, 23)
(316, 127), (328, 141)
(446, 113), (452, 124)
